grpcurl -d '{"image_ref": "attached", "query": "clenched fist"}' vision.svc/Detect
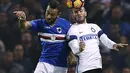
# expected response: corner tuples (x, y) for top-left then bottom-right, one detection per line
(79, 41), (85, 52)
(13, 11), (26, 20)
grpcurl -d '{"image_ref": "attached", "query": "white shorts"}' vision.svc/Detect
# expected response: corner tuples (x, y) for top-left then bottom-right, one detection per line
(34, 62), (68, 73)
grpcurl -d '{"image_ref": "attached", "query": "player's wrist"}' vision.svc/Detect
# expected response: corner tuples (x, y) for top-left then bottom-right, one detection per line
(18, 15), (26, 20)
(113, 44), (117, 49)
(20, 18), (25, 20)
(79, 47), (84, 52)
(112, 44), (119, 51)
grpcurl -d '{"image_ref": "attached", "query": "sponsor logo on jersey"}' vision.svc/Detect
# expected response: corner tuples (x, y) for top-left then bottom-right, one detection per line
(79, 34), (98, 41)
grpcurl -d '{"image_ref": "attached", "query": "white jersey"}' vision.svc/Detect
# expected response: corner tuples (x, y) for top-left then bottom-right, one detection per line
(67, 23), (116, 73)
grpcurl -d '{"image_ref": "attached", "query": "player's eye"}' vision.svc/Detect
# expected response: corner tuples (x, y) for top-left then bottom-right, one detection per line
(47, 12), (50, 15)
(51, 14), (55, 17)
(79, 10), (83, 12)
(74, 11), (78, 13)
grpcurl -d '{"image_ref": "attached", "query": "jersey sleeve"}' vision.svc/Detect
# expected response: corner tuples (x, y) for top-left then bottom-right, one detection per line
(95, 24), (116, 49)
(67, 25), (80, 55)
(67, 25), (78, 37)
(30, 19), (41, 32)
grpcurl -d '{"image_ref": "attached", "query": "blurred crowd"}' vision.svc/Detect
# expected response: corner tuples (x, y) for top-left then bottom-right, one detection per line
(0, 0), (130, 73)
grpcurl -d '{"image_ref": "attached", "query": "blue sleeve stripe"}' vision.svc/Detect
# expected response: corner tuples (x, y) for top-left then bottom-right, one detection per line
(68, 35), (77, 42)
(98, 30), (104, 38)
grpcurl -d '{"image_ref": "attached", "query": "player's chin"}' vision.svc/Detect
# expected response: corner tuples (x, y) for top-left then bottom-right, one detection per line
(76, 19), (84, 23)
(46, 20), (52, 24)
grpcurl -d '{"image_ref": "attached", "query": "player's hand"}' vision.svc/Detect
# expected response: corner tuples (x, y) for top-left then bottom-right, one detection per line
(79, 41), (85, 52)
(113, 43), (128, 51)
(13, 11), (26, 20)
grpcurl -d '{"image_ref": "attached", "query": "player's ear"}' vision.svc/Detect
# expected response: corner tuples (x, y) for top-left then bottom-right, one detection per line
(85, 11), (87, 17)
(57, 11), (61, 17)
(84, 7), (87, 16)
(83, 7), (87, 16)
(58, 11), (61, 15)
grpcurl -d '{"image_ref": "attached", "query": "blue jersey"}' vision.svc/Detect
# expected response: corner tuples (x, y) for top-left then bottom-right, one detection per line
(30, 17), (71, 67)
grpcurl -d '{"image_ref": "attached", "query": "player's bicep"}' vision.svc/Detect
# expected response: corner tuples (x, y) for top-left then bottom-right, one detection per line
(67, 25), (80, 54)
(99, 32), (116, 49)
(98, 30), (104, 38)
(96, 24), (116, 49)
(95, 24), (105, 39)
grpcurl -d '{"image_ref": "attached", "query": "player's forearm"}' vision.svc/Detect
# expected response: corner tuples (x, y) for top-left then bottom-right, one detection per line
(19, 19), (26, 31)
(100, 34), (116, 49)
(19, 20), (31, 31)
(68, 52), (77, 65)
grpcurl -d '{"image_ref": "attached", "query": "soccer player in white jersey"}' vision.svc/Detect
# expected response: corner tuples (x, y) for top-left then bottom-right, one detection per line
(67, 6), (128, 73)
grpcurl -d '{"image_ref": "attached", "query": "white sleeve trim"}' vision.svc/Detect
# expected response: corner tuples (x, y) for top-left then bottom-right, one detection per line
(68, 39), (80, 55)
(100, 34), (116, 49)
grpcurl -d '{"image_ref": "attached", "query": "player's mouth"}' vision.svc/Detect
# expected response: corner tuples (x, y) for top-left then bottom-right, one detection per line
(46, 19), (51, 21)
(77, 16), (83, 20)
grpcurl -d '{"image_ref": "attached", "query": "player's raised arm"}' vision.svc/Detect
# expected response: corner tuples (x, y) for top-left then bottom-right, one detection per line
(14, 11), (32, 31)
(96, 24), (128, 50)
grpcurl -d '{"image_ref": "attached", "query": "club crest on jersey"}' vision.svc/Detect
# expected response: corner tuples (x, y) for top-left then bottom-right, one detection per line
(51, 35), (56, 41)
(91, 27), (96, 32)
(57, 27), (62, 33)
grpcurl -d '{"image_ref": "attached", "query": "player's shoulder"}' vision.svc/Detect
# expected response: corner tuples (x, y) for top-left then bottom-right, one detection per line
(88, 23), (100, 29)
(30, 19), (45, 27)
(87, 23), (99, 27)
(58, 17), (68, 22)
(69, 23), (78, 30)
(58, 17), (71, 24)
(31, 19), (45, 23)
(87, 23), (102, 32)
(32, 19), (44, 21)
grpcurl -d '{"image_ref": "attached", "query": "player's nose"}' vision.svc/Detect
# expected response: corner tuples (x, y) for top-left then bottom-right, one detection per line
(77, 11), (81, 15)
(47, 14), (51, 19)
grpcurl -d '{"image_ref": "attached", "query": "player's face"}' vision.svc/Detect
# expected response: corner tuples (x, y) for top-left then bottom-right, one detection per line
(73, 7), (87, 23)
(45, 6), (60, 24)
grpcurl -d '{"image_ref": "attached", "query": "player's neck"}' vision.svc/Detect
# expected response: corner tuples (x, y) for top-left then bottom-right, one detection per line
(77, 19), (87, 24)
(83, 19), (87, 24)
(46, 19), (58, 27)
(48, 22), (57, 28)
(49, 23), (56, 27)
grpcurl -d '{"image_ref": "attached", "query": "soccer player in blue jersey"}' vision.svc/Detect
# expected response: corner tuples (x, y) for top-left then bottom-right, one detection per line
(14, 0), (72, 73)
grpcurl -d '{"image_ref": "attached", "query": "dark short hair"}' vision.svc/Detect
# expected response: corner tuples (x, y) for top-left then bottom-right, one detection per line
(49, 0), (60, 8)
(48, 0), (61, 11)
